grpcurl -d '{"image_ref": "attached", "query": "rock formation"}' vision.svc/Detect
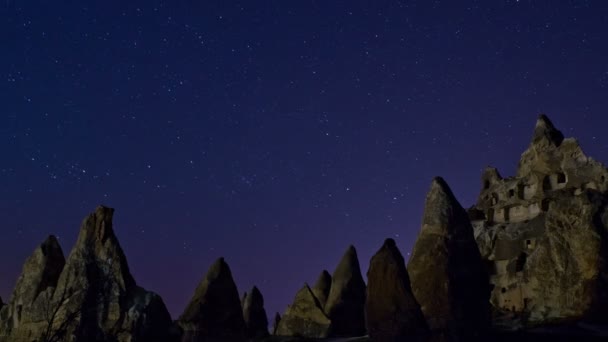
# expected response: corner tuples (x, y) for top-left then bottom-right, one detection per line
(311, 270), (331, 308)
(366, 238), (428, 341)
(408, 177), (490, 334)
(275, 246), (366, 338)
(242, 286), (269, 338)
(272, 312), (281, 335)
(0, 206), (174, 342)
(0, 235), (66, 342)
(472, 115), (608, 327)
(56, 206), (173, 341)
(275, 284), (331, 338)
(179, 257), (245, 341)
(324, 245), (366, 337)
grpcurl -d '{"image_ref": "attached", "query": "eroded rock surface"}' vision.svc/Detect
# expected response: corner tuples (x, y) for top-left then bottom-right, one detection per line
(472, 115), (608, 327)
(242, 286), (269, 338)
(275, 284), (331, 338)
(324, 245), (366, 337)
(525, 192), (608, 322)
(55, 206), (173, 341)
(179, 257), (245, 341)
(408, 177), (490, 334)
(366, 238), (428, 341)
(0, 206), (174, 342)
(0, 235), (66, 342)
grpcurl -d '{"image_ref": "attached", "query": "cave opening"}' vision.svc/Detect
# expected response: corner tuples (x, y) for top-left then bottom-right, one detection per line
(516, 253), (527, 272)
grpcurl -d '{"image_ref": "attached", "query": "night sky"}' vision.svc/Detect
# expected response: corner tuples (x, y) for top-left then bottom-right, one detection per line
(2, 1), (608, 319)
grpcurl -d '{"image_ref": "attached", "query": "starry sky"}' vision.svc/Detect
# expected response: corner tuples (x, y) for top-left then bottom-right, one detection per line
(2, 1), (608, 319)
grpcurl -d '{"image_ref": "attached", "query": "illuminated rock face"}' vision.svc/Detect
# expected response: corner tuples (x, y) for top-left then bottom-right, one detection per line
(275, 284), (331, 338)
(472, 115), (608, 326)
(0, 206), (174, 342)
(0, 236), (66, 342)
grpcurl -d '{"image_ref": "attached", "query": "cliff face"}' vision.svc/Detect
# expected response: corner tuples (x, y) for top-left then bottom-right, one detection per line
(472, 115), (608, 327)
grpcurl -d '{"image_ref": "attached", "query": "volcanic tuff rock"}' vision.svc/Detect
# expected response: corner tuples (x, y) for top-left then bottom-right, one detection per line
(0, 235), (66, 342)
(526, 192), (608, 321)
(0, 206), (174, 342)
(408, 177), (490, 334)
(324, 245), (366, 337)
(179, 257), (246, 341)
(472, 115), (608, 326)
(366, 239), (428, 341)
(242, 286), (269, 339)
(55, 206), (173, 341)
(275, 284), (331, 338)
(311, 270), (332, 309)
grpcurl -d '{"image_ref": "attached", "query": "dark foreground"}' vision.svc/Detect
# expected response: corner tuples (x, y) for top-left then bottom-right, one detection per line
(258, 325), (608, 342)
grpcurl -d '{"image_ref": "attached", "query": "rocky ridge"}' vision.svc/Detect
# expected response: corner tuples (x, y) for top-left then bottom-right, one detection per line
(2, 115), (608, 341)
